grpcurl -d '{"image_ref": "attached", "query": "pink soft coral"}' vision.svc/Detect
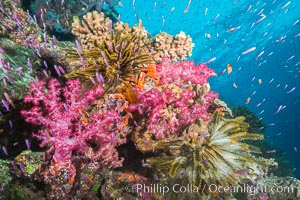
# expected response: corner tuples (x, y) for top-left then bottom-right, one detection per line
(21, 79), (129, 167)
(156, 58), (216, 86)
(129, 58), (218, 140)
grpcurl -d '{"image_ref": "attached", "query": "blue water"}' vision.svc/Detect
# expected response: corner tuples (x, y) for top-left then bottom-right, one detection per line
(116, 0), (300, 177)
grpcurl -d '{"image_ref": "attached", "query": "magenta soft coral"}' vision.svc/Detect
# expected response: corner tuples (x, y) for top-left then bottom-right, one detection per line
(21, 78), (128, 167)
(156, 58), (216, 86)
(129, 59), (218, 140)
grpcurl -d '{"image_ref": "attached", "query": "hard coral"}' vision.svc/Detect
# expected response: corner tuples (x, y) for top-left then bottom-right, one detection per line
(152, 31), (194, 62)
(71, 11), (193, 63)
(21, 79), (130, 168)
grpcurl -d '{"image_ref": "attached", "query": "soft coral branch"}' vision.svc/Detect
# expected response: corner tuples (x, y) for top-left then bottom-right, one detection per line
(21, 78), (129, 168)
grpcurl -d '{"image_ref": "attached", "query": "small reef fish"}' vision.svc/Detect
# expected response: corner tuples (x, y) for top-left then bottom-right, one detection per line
(242, 47), (256, 55)
(204, 7), (208, 15)
(226, 26), (241, 32)
(227, 64), (232, 74)
(184, 0), (192, 13)
(199, 133), (210, 138)
(274, 105), (286, 114)
(2, 146), (8, 156)
(258, 110), (265, 115)
(286, 87), (296, 93)
(256, 51), (264, 60)
(269, 78), (274, 83)
(25, 139), (30, 150)
(203, 57), (216, 64)
(266, 149), (276, 154)
(233, 82), (238, 88)
(246, 97), (251, 104)
(280, 1), (291, 10)
(217, 68), (226, 77)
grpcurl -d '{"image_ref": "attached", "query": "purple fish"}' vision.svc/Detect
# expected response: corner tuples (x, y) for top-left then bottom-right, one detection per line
(242, 47), (256, 55)
(58, 66), (65, 74)
(62, 103), (68, 112)
(25, 139), (30, 150)
(118, 14), (121, 23)
(75, 40), (82, 55)
(14, 66), (22, 71)
(217, 68), (226, 77)
(274, 105), (286, 114)
(8, 120), (13, 128)
(43, 60), (48, 68)
(79, 57), (84, 66)
(4, 74), (14, 84)
(19, 162), (25, 173)
(27, 58), (32, 67)
(203, 57), (216, 64)
(53, 35), (58, 44)
(89, 76), (96, 85)
(199, 133), (210, 138)
(101, 51), (109, 67)
(11, 161), (17, 172)
(0, 78), (8, 87)
(2, 146), (8, 156)
(96, 72), (104, 83)
(54, 65), (61, 76)
(286, 87), (296, 94)
(43, 32), (47, 43)
(1, 99), (9, 111)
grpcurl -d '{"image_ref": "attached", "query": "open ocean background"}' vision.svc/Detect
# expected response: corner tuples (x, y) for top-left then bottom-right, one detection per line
(116, 0), (300, 177)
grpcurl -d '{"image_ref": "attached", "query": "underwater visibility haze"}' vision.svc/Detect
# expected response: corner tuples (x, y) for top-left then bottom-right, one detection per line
(0, 0), (299, 199)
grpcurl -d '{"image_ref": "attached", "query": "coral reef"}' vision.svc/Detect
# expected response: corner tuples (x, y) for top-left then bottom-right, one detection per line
(0, 4), (298, 200)
(21, 79), (131, 168)
(0, 1), (40, 48)
(71, 11), (194, 63)
(0, 38), (39, 103)
(130, 58), (217, 140)
(30, 0), (118, 35)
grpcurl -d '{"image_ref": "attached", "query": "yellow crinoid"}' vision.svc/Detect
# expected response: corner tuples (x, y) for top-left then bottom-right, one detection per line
(147, 111), (265, 188)
(65, 31), (153, 89)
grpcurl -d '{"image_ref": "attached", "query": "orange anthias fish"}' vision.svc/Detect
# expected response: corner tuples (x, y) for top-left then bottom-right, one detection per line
(246, 97), (251, 104)
(227, 64), (232, 74)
